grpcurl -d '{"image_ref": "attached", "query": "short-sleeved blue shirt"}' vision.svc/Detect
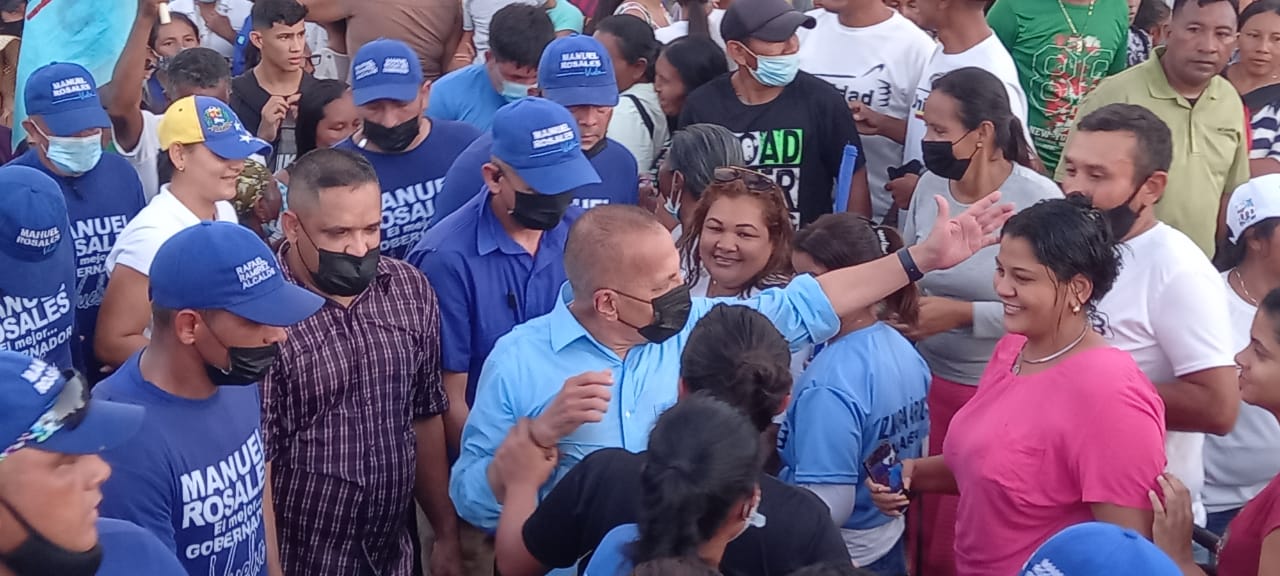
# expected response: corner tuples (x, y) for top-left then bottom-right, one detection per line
(406, 191), (581, 406)
(431, 133), (640, 227)
(426, 65), (508, 132)
(583, 523), (638, 576)
(96, 517), (187, 576)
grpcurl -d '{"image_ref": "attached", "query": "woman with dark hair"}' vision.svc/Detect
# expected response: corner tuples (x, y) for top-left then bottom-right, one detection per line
(595, 15), (669, 174)
(1226, 0), (1280, 176)
(680, 167), (794, 298)
(145, 12), (201, 113)
(780, 213), (929, 575)
(897, 66), (1060, 571)
(1203, 176), (1280, 536)
(653, 37), (728, 127)
(489, 305), (850, 576)
(294, 79), (360, 156)
(589, 0), (672, 31)
(873, 196), (1167, 576)
(657, 123), (744, 237)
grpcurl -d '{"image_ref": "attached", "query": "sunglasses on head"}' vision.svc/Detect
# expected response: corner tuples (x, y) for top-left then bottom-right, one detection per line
(713, 166), (779, 193)
(0, 368), (90, 462)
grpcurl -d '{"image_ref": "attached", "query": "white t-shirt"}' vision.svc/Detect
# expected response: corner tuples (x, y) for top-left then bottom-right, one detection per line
(464, 0), (542, 63)
(902, 33), (1031, 165)
(106, 185), (239, 277)
(113, 110), (162, 202)
(1203, 271), (1280, 513)
(610, 83), (670, 174)
(1095, 223), (1236, 526)
(654, 9), (726, 48)
(171, 0), (254, 58)
(797, 10), (934, 221)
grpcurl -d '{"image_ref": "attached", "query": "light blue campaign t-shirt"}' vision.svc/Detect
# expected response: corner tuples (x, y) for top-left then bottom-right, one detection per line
(95, 352), (270, 576)
(426, 65), (509, 132)
(334, 118), (481, 260)
(584, 523), (639, 576)
(431, 133), (640, 226)
(777, 321), (930, 531)
(96, 517), (187, 576)
(10, 150), (145, 377)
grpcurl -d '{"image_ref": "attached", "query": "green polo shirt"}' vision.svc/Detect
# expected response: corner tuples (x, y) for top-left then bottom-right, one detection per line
(1055, 47), (1249, 256)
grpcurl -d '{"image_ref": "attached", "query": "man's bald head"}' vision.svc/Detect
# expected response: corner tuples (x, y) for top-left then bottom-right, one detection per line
(564, 205), (672, 297)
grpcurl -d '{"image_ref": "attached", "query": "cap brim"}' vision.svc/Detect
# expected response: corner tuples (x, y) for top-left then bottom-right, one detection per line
(42, 105), (111, 137)
(353, 83), (420, 106)
(0, 238), (73, 298)
(39, 399), (144, 455)
(542, 86), (620, 108)
(752, 11), (817, 42)
(224, 280), (324, 327)
(205, 132), (274, 161)
(513, 154), (602, 195)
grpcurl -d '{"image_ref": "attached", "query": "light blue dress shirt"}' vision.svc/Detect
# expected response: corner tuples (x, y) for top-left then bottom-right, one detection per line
(449, 274), (841, 530)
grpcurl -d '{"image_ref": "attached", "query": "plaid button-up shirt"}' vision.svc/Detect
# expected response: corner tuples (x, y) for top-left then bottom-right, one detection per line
(263, 247), (448, 576)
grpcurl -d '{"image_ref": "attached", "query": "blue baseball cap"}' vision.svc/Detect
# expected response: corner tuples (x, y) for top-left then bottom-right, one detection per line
(1021, 523), (1182, 576)
(0, 165), (74, 299)
(159, 96), (273, 160)
(538, 34), (619, 108)
(149, 222), (323, 327)
(492, 97), (601, 195)
(351, 39), (424, 106)
(0, 353), (143, 462)
(24, 62), (111, 137)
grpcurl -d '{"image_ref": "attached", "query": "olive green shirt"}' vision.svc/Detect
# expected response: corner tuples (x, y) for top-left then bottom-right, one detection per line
(1055, 47), (1250, 256)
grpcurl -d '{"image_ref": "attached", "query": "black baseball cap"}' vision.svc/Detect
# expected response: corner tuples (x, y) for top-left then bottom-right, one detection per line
(721, 0), (816, 43)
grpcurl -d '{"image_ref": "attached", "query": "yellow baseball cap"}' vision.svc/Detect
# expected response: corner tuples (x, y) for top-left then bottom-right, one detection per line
(158, 96), (272, 160)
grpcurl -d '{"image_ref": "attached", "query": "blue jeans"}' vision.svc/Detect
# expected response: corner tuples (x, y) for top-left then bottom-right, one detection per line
(863, 537), (907, 576)
(1207, 508), (1241, 536)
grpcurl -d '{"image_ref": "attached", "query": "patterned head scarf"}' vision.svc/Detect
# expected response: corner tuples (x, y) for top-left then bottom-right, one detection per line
(234, 159), (273, 215)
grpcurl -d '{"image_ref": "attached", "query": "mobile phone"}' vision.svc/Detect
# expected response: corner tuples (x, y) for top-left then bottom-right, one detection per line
(863, 442), (904, 493)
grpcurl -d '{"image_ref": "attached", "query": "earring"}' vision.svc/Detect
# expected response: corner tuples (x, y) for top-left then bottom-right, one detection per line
(1072, 302), (1081, 314)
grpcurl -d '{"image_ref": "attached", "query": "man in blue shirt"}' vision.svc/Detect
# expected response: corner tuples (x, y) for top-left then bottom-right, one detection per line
(0, 165), (77, 371)
(427, 4), (554, 132)
(95, 221), (323, 576)
(335, 38), (481, 260)
(407, 97), (600, 452)
(450, 189), (1014, 531)
(12, 62), (147, 382)
(0, 349), (184, 576)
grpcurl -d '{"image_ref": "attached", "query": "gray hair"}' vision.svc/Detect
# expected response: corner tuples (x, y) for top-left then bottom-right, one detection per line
(666, 124), (744, 200)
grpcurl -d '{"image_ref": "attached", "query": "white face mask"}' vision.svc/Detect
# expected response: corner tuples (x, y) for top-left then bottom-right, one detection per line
(732, 494), (766, 541)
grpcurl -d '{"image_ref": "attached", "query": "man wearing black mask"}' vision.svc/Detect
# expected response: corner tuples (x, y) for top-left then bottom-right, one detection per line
(1060, 103), (1239, 532)
(335, 38), (481, 260)
(266, 148), (464, 576)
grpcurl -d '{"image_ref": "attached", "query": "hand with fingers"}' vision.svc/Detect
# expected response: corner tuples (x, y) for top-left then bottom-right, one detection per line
(912, 192), (1015, 273)
(867, 458), (915, 517)
(530, 370), (614, 448)
(1150, 472), (1197, 568)
(259, 94), (301, 142)
(886, 173), (920, 210)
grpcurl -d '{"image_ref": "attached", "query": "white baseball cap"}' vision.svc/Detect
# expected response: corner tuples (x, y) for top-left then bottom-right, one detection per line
(1227, 174), (1280, 243)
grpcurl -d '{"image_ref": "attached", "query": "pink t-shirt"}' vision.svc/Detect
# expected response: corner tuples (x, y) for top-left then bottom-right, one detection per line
(943, 335), (1168, 576)
(1218, 474), (1280, 576)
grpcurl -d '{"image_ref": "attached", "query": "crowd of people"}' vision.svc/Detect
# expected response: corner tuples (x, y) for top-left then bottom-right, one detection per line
(11, 0), (1280, 575)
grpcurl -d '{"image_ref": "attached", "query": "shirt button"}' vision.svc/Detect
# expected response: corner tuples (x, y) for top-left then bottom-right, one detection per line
(624, 411), (631, 418)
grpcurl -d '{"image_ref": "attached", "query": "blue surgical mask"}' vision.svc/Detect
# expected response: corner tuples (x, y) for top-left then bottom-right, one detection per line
(746, 50), (800, 87)
(39, 128), (102, 176)
(501, 80), (535, 102)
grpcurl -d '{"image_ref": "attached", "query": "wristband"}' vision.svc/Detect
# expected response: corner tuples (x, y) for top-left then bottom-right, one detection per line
(897, 248), (923, 282)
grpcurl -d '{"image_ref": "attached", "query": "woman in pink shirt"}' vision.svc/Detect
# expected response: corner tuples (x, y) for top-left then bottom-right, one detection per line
(871, 196), (1168, 576)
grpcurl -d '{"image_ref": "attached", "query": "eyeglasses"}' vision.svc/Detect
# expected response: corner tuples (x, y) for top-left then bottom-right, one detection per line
(0, 368), (90, 462)
(713, 166), (780, 193)
(307, 54), (322, 67)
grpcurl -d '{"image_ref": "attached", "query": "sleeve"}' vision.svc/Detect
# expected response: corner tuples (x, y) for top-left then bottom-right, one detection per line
(413, 277), (450, 420)
(1072, 364), (1167, 508)
(260, 350), (290, 462)
(799, 483), (857, 526)
(522, 455), (600, 568)
(426, 79), (457, 121)
(110, 226), (165, 277)
(1108, 25), (1129, 75)
(98, 433), (179, 554)
(785, 386), (865, 485)
(113, 110), (158, 159)
(1249, 105), (1279, 160)
(228, 90), (260, 136)
(733, 273), (841, 352)
(417, 250), (475, 374)
(462, 0), (474, 31)
(1149, 266), (1236, 378)
(971, 301), (1008, 340)
(607, 97), (654, 174)
(985, 0), (1018, 52)
(901, 174), (934, 247)
(1227, 102), (1253, 192)
(449, 350), (524, 530)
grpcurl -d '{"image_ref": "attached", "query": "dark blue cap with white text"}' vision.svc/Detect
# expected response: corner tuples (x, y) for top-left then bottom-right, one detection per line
(491, 97), (601, 195)
(24, 62), (111, 137)
(0, 165), (74, 298)
(538, 34), (619, 108)
(351, 38), (424, 106)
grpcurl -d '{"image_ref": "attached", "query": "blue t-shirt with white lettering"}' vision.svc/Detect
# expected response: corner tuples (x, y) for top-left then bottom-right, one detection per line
(425, 65), (508, 132)
(96, 518), (187, 576)
(9, 150), (145, 377)
(431, 133), (639, 226)
(777, 321), (930, 531)
(95, 352), (269, 576)
(0, 258), (75, 372)
(334, 118), (481, 259)
(584, 523), (638, 576)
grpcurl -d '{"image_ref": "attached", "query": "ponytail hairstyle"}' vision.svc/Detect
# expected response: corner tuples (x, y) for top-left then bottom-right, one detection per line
(678, 0), (712, 38)
(793, 213), (919, 326)
(594, 14), (660, 83)
(1216, 217), (1280, 272)
(632, 393), (760, 565)
(679, 304), (793, 432)
(930, 67), (1033, 168)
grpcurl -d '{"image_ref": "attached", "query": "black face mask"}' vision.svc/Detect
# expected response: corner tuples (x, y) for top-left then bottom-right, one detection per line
(205, 342), (280, 386)
(299, 224), (380, 297)
(0, 498), (103, 576)
(1066, 189), (1142, 240)
(615, 284), (693, 344)
(511, 189), (575, 231)
(921, 132), (975, 181)
(363, 116), (420, 152)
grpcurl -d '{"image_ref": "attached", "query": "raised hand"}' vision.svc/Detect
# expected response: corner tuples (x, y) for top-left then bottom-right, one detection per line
(913, 192), (1014, 273)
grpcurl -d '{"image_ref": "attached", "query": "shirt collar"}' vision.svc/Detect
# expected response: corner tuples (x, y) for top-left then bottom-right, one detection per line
(548, 282), (594, 353)
(276, 240), (394, 306)
(1144, 47), (1223, 104)
(475, 190), (574, 257)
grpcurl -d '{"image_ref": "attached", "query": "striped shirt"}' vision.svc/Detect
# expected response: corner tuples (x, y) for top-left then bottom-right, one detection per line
(262, 245), (448, 576)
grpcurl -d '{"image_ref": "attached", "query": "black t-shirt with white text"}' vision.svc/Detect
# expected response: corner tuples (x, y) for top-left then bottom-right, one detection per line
(523, 448), (850, 576)
(678, 71), (867, 226)
(230, 70), (321, 172)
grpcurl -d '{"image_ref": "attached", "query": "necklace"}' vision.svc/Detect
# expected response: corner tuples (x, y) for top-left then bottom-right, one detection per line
(1057, 0), (1097, 78)
(1014, 325), (1089, 375)
(1234, 268), (1260, 306)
